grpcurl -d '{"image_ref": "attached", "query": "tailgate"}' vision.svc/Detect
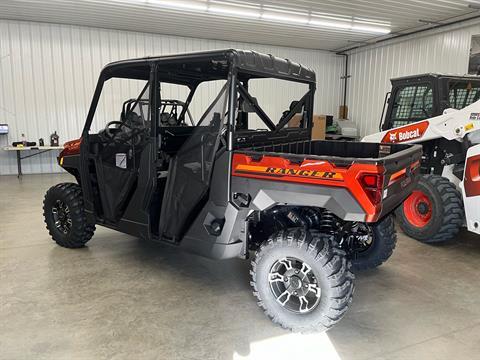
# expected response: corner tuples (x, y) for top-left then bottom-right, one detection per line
(374, 143), (422, 221)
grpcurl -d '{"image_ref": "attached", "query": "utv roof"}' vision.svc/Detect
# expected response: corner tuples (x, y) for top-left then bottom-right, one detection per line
(391, 73), (480, 82)
(101, 49), (316, 85)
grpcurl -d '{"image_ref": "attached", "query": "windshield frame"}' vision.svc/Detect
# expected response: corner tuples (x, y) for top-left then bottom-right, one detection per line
(82, 64), (154, 136)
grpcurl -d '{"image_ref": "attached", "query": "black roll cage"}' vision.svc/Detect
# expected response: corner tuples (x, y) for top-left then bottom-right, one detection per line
(82, 50), (317, 149)
(76, 49), (318, 240)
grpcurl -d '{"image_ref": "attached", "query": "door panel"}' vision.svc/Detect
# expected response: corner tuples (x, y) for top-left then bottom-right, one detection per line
(159, 83), (229, 240)
(82, 78), (152, 223)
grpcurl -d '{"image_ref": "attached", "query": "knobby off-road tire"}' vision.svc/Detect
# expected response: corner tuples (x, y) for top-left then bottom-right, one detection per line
(43, 183), (95, 248)
(250, 228), (354, 332)
(350, 215), (397, 271)
(396, 174), (464, 243)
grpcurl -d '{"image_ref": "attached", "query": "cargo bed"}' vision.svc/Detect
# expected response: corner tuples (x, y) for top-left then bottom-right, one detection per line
(232, 139), (422, 222)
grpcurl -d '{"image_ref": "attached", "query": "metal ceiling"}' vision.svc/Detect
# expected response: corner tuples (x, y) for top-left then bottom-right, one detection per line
(0, 0), (479, 51)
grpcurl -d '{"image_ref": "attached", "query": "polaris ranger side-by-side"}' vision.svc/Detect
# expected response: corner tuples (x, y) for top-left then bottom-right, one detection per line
(44, 50), (421, 332)
(363, 74), (480, 243)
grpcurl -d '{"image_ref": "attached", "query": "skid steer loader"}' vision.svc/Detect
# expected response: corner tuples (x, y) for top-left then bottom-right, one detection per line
(363, 73), (480, 243)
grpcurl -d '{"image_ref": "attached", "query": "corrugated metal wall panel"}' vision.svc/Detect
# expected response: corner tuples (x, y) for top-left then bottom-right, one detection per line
(0, 19), (345, 175)
(347, 23), (480, 137)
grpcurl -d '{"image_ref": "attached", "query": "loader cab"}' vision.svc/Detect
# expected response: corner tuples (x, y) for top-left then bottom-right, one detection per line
(381, 74), (480, 131)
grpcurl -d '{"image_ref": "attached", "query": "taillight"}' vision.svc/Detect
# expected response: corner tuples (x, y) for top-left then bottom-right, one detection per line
(464, 154), (480, 197)
(359, 173), (384, 205)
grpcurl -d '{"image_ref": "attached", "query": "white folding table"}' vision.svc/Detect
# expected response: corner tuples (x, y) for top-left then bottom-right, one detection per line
(2, 146), (64, 177)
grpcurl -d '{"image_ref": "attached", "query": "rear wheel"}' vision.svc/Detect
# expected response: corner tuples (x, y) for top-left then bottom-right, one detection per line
(349, 215), (397, 271)
(396, 174), (464, 243)
(250, 228), (354, 332)
(43, 183), (95, 248)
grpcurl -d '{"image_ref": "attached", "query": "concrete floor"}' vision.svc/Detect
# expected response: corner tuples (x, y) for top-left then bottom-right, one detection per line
(1, 173), (480, 360)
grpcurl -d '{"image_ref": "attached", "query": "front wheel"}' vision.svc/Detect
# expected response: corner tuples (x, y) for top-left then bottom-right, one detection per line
(250, 228), (354, 332)
(396, 175), (464, 243)
(43, 183), (95, 248)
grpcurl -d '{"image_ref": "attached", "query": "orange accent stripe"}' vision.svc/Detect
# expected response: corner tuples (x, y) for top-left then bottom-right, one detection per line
(236, 164), (269, 172)
(388, 160), (421, 186)
(389, 168), (406, 182)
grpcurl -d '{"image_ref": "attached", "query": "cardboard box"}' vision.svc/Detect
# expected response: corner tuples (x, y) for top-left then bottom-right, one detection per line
(287, 114), (302, 128)
(339, 105), (348, 119)
(288, 114), (326, 140)
(312, 115), (326, 140)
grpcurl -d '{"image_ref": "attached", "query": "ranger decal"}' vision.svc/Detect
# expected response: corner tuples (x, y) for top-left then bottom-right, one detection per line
(234, 164), (343, 180)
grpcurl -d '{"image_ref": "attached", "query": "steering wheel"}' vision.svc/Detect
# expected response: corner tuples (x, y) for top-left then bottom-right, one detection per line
(103, 120), (132, 140)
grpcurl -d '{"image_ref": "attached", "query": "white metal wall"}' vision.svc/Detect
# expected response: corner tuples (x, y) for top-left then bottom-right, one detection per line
(0, 19), (345, 175)
(347, 21), (480, 137)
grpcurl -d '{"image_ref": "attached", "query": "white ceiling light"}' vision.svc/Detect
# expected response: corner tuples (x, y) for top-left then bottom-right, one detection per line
(309, 19), (351, 30)
(310, 19), (390, 34)
(150, 0), (207, 12)
(208, 5), (260, 18)
(354, 17), (391, 27)
(351, 24), (391, 34)
(261, 12), (309, 25)
(148, 0), (391, 34)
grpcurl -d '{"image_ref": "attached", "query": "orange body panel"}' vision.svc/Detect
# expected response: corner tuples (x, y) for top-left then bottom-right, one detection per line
(231, 153), (384, 220)
(60, 138), (82, 157)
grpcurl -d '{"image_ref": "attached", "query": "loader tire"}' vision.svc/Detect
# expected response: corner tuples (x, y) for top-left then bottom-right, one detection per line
(396, 174), (463, 243)
(43, 183), (95, 248)
(250, 228), (354, 332)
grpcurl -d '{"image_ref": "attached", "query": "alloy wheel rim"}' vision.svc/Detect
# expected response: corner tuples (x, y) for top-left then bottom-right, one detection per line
(52, 200), (72, 234)
(268, 257), (321, 314)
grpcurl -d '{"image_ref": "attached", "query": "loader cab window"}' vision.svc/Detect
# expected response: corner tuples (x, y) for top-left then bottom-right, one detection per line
(390, 84), (433, 128)
(448, 81), (480, 110)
